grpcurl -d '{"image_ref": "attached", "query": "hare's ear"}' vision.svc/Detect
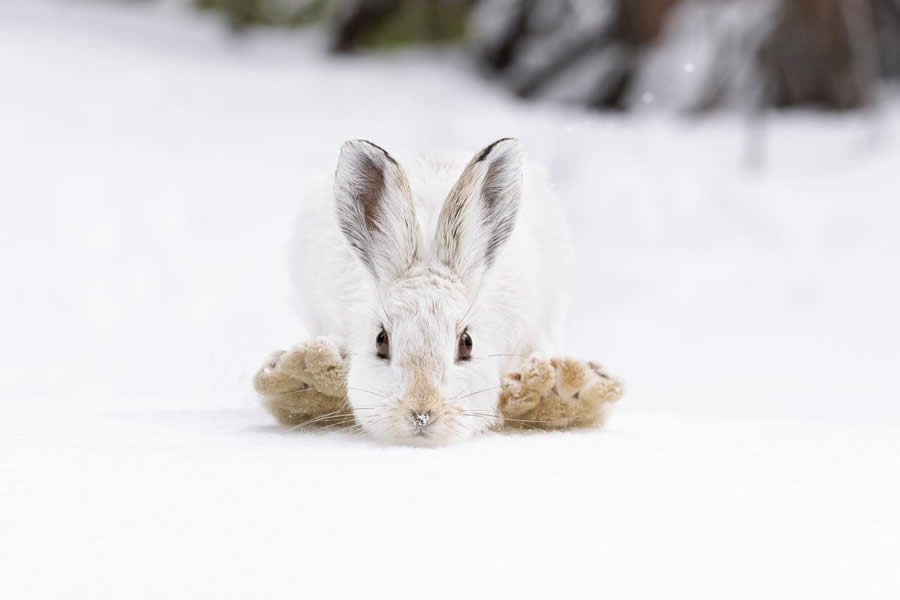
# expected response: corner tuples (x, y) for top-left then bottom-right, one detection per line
(334, 140), (422, 284)
(433, 138), (522, 288)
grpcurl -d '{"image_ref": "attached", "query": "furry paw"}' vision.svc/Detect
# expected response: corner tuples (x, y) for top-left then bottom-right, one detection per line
(498, 354), (623, 430)
(253, 337), (352, 428)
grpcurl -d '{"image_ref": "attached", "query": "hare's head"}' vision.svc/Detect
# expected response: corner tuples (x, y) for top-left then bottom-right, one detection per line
(334, 138), (522, 445)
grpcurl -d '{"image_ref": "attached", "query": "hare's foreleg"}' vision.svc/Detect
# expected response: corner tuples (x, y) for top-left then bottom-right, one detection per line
(253, 337), (352, 428)
(498, 355), (623, 430)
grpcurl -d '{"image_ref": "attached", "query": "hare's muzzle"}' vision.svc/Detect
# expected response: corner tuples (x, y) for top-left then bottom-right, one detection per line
(398, 372), (448, 437)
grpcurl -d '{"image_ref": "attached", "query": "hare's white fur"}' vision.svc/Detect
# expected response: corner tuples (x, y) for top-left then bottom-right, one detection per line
(291, 139), (571, 445)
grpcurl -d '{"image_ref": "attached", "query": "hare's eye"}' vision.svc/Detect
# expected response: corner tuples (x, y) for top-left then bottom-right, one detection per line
(376, 329), (390, 360)
(457, 331), (473, 362)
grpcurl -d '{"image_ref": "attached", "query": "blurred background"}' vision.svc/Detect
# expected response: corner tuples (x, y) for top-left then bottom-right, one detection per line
(1, 0), (899, 423)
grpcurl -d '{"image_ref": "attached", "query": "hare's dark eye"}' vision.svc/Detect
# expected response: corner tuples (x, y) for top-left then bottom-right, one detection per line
(376, 328), (390, 360)
(457, 331), (473, 362)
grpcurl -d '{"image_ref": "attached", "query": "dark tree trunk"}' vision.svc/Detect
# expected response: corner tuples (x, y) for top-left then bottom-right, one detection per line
(331, 0), (402, 52)
(873, 0), (900, 77)
(613, 0), (683, 47)
(330, 0), (476, 53)
(758, 0), (875, 110)
(480, 0), (538, 72)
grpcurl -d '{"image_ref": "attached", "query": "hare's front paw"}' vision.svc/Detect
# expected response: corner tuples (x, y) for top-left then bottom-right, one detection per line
(254, 337), (352, 428)
(499, 354), (623, 430)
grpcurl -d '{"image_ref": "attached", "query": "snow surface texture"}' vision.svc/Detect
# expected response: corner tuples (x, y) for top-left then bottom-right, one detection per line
(0, 2), (898, 599)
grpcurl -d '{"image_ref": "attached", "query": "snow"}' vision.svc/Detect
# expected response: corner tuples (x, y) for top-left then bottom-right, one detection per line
(4, 409), (899, 599)
(1, 2), (899, 598)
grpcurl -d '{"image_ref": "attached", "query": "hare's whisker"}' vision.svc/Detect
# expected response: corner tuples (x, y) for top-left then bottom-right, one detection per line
(366, 415), (392, 428)
(348, 387), (388, 398)
(515, 422), (543, 432)
(459, 281), (483, 328)
(271, 387), (318, 397)
(376, 289), (393, 329)
(283, 407), (378, 432)
(314, 417), (359, 431)
(462, 412), (570, 425)
(290, 410), (353, 429)
(289, 420), (341, 432)
(294, 408), (346, 423)
(454, 386), (500, 400)
(331, 423), (364, 434)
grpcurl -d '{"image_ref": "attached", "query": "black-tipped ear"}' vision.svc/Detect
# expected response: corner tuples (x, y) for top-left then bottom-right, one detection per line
(334, 140), (421, 283)
(433, 138), (522, 286)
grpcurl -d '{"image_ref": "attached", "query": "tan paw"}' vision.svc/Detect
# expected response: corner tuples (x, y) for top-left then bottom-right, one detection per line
(499, 354), (623, 430)
(254, 337), (351, 428)
(294, 337), (349, 398)
(499, 353), (553, 417)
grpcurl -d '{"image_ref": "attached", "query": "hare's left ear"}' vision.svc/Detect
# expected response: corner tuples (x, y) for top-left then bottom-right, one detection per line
(433, 138), (522, 288)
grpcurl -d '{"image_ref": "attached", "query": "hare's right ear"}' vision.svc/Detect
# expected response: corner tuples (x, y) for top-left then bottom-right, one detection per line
(334, 140), (422, 284)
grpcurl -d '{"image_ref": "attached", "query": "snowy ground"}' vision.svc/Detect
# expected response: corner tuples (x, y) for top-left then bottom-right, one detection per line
(1, 1), (898, 598)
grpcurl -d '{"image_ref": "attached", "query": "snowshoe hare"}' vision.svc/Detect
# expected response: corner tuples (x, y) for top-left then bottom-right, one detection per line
(255, 138), (622, 445)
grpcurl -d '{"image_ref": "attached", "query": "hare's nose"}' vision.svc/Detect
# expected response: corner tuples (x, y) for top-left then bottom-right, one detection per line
(412, 410), (432, 429)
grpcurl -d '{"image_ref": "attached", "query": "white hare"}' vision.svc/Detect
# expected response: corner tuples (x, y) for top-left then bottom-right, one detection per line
(256, 138), (622, 445)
